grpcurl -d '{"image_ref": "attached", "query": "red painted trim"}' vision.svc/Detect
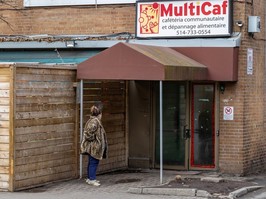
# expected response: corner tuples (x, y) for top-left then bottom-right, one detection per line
(190, 83), (215, 169)
(191, 84), (195, 166)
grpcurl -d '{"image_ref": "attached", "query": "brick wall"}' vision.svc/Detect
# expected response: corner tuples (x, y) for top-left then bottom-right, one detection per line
(219, 0), (265, 174)
(0, 1), (135, 35)
(242, 0), (266, 174)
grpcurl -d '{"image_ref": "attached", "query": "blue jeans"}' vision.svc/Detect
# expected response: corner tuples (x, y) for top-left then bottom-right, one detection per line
(88, 155), (99, 180)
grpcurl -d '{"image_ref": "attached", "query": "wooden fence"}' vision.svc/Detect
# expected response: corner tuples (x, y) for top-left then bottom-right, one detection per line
(13, 64), (78, 190)
(0, 63), (128, 191)
(81, 81), (128, 175)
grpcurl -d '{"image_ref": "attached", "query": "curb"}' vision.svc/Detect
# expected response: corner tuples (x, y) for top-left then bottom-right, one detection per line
(128, 187), (211, 198)
(128, 185), (264, 198)
(228, 186), (264, 199)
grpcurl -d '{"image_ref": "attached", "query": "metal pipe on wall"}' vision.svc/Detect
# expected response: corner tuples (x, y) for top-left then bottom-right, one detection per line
(159, 81), (163, 184)
(79, 80), (84, 178)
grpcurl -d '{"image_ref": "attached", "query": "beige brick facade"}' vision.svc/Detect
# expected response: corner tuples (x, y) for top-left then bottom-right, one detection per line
(0, 0), (265, 177)
(219, 0), (265, 174)
(0, 1), (135, 35)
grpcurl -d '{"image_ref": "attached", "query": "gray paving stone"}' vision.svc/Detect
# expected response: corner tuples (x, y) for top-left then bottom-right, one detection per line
(201, 177), (224, 183)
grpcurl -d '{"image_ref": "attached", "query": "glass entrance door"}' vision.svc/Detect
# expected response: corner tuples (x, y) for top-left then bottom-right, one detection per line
(154, 82), (216, 170)
(191, 84), (215, 168)
(155, 82), (188, 169)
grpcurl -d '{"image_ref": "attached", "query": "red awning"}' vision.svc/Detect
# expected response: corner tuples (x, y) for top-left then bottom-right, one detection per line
(77, 42), (208, 81)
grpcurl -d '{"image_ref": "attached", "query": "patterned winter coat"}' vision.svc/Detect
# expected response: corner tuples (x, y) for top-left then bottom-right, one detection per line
(80, 116), (108, 160)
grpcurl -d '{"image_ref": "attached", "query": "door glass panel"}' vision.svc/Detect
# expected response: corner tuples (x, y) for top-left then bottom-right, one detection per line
(155, 82), (186, 167)
(191, 84), (215, 167)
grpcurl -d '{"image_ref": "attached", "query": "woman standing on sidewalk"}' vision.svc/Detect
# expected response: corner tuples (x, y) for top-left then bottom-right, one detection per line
(80, 102), (108, 186)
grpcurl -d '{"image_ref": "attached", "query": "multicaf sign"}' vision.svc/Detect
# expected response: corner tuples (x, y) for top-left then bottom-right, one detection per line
(136, 0), (232, 38)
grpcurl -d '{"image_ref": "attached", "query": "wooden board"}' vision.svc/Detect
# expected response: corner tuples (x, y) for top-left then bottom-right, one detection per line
(0, 66), (11, 191)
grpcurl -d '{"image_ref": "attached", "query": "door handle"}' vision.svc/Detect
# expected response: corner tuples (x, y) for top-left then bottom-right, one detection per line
(216, 130), (220, 137)
(183, 125), (191, 139)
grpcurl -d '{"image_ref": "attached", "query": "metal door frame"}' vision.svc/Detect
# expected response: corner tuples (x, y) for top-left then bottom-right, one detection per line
(152, 81), (190, 170)
(152, 82), (219, 171)
(188, 82), (218, 171)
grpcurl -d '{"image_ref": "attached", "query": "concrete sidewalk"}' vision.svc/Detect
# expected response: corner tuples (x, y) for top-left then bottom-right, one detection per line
(0, 170), (265, 199)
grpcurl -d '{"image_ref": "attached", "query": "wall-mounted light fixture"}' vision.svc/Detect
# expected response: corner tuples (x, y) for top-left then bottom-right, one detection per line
(235, 20), (243, 27)
(220, 83), (225, 94)
(65, 40), (76, 48)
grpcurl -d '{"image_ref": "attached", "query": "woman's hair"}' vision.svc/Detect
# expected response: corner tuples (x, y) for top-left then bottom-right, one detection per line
(90, 102), (103, 116)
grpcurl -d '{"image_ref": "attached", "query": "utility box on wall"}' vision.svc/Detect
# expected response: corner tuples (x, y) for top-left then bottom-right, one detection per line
(248, 16), (261, 33)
